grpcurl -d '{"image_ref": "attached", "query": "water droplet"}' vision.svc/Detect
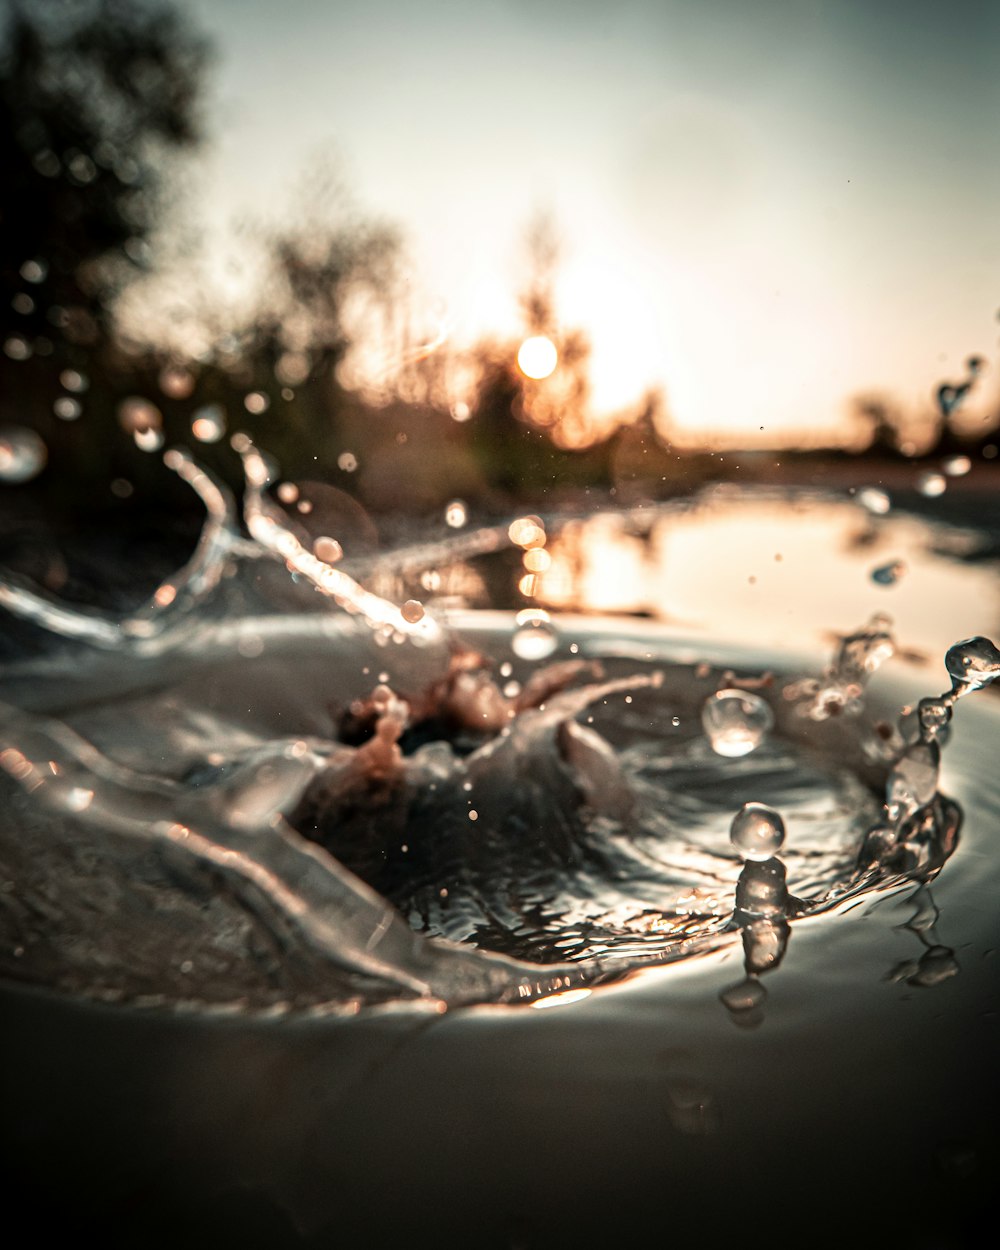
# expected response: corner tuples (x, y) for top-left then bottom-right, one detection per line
(118, 396), (162, 438)
(512, 608), (558, 660)
(53, 396), (81, 421)
(508, 516), (546, 547)
(159, 366), (194, 399)
(671, 715), (680, 727)
(702, 689), (773, 757)
(445, 500), (467, 527)
(68, 152), (96, 184)
(943, 455), (971, 477)
(886, 740), (939, 815)
(917, 697), (952, 740)
(313, 536), (343, 564)
(401, 599), (425, 624)
(834, 615), (895, 681)
(0, 426), (47, 483)
(3, 335), (31, 361)
(918, 472), (947, 498)
(134, 427), (164, 453)
(276, 482), (299, 504)
(244, 391), (270, 414)
(190, 404), (226, 443)
(65, 786), (94, 812)
(337, 451), (358, 473)
(730, 802), (786, 861)
(19, 259), (47, 284)
(870, 559), (906, 587)
(944, 636), (1000, 692)
(523, 547), (551, 573)
(59, 369), (88, 393)
(937, 384), (961, 418)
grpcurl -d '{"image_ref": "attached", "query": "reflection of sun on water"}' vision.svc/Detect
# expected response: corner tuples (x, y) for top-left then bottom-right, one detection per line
(517, 335), (558, 380)
(532, 500), (1000, 657)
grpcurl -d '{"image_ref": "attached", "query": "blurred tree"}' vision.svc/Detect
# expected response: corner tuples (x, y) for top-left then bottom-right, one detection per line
(0, 0), (209, 517)
(460, 212), (618, 496)
(851, 393), (906, 458)
(255, 166), (404, 390)
(0, 0), (207, 357)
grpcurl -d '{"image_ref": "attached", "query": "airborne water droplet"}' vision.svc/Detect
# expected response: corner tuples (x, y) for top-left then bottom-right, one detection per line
(401, 599), (425, 624)
(244, 391), (270, 415)
(944, 636), (1000, 692)
(936, 383), (967, 419)
(134, 427), (165, 453)
(512, 608), (558, 660)
(59, 369), (88, 393)
(191, 404), (226, 443)
(4, 335), (31, 361)
(313, 536), (343, 564)
(886, 739), (939, 815)
(729, 802), (786, 861)
(118, 396), (162, 441)
(702, 689), (773, 757)
(870, 559), (906, 587)
(0, 426), (47, 483)
(445, 500), (467, 528)
(53, 396), (82, 421)
(917, 696), (952, 740)
(918, 472), (947, 498)
(857, 487), (891, 516)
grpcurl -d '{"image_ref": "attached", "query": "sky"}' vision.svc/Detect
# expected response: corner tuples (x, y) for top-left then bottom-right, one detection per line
(170, 0), (1000, 445)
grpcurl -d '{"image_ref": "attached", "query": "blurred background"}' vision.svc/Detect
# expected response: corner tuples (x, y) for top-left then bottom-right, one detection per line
(0, 0), (998, 604)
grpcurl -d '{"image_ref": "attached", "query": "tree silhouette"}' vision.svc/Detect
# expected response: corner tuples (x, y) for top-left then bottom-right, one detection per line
(0, 0), (207, 358)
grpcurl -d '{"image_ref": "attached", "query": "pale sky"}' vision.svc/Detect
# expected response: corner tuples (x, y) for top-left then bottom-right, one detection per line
(170, 0), (1000, 444)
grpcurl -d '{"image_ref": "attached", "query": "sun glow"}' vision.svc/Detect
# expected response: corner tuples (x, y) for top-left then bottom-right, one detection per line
(517, 335), (558, 380)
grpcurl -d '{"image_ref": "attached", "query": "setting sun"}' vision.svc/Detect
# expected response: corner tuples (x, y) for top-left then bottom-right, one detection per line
(517, 335), (558, 380)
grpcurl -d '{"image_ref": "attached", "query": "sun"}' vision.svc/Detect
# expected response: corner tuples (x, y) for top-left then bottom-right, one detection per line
(517, 335), (558, 380)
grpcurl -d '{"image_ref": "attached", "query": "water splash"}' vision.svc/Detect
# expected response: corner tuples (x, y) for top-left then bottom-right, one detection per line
(235, 436), (442, 645)
(701, 689), (773, 757)
(0, 447), (238, 651)
(0, 449), (997, 1015)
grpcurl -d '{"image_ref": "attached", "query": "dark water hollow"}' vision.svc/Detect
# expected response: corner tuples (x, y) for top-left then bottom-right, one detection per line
(1, 658), (997, 1249)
